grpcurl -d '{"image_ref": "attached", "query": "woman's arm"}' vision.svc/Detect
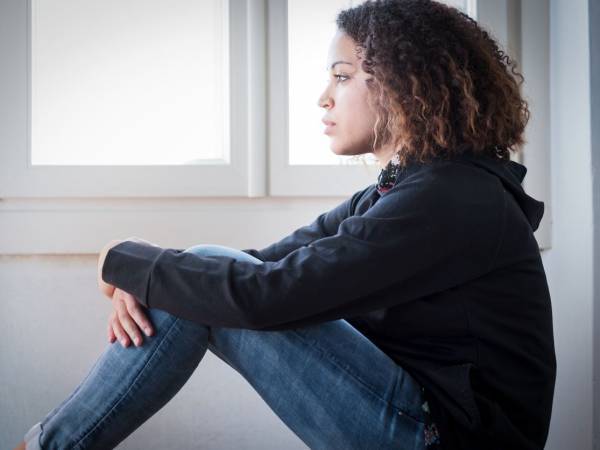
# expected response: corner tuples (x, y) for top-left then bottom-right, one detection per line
(101, 174), (502, 331)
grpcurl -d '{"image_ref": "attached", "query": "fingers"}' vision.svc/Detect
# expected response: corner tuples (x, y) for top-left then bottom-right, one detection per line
(115, 302), (143, 347)
(110, 288), (154, 348)
(121, 292), (154, 338)
(107, 310), (117, 343)
(111, 313), (131, 347)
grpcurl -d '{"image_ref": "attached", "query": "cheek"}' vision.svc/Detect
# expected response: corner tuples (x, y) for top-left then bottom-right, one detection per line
(338, 111), (375, 147)
(327, 83), (377, 153)
(337, 88), (375, 134)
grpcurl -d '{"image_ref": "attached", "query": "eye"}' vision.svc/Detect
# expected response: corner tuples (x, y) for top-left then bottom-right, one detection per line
(333, 74), (349, 83)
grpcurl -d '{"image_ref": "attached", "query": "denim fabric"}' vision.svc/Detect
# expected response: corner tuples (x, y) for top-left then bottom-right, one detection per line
(24, 244), (428, 449)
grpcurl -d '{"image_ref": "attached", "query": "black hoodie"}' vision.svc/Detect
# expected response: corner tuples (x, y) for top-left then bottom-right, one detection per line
(102, 152), (556, 449)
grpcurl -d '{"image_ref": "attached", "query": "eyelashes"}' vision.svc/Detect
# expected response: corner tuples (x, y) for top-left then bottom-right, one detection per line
(325, 74), (349, 84)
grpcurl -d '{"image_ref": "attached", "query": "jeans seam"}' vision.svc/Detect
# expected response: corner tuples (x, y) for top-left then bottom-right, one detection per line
(70, 315), (182, 449)
(289, 328), (411, 417)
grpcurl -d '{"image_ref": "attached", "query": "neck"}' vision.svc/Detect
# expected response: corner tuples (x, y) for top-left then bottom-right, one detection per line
(373, 147), (399, 169)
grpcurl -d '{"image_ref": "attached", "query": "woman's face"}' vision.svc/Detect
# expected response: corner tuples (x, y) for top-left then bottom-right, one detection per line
(318, 30), (386, 162)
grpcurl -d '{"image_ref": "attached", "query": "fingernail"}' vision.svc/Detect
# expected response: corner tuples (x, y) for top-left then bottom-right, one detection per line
(144, 328), (152, 336)
(121, 339), (127, 346)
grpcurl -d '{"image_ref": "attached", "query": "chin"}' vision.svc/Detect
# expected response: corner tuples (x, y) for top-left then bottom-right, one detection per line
(330, 147), (346, 156)
(329, 140), (352, 156)
(329, 141), (368, 158)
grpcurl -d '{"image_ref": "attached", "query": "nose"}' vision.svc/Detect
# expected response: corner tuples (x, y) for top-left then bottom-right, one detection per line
(317, 88), (332, 109)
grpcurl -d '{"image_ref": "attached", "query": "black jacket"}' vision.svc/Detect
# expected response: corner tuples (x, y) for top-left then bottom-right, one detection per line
(102, 152), (556, 449)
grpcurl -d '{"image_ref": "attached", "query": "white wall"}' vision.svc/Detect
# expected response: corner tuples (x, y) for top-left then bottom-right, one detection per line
(541, 0), (594, 449)
(591, 0), (600, 448)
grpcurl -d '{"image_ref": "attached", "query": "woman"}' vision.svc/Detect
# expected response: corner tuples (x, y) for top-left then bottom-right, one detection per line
(15, 0), (556, 449)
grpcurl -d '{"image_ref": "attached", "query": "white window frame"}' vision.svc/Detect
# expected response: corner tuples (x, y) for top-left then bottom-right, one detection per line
(267, 0), (381, 197)
(0, 0), (551, 253)
(0, 0), (267, 198)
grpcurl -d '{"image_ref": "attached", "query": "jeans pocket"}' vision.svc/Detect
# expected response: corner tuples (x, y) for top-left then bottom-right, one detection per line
(383, 402), (427, 450)
(388, 368), (427, 426)
(390, 402), (427, 427)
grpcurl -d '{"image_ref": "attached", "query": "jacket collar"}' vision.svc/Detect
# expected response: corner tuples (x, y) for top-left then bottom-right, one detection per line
(375, 149), (545, 231)
(376, 151), (443, 195)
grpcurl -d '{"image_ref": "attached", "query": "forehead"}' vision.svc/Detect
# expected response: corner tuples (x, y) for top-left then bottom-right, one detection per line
(326, 30), (360, 70)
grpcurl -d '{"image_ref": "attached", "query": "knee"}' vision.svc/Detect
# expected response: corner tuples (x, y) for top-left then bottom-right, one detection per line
(183, 244), (263, 264)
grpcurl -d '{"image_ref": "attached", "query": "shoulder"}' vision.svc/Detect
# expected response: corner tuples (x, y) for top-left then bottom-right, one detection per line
(380, 160), (506, 243)
(387, 159), (505, 210)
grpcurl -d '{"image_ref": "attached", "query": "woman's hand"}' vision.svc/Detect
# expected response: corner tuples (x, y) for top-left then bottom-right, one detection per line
(108, 287), (154, 347)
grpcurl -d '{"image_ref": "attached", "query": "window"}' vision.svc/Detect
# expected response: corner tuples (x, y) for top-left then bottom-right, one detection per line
(0, 0), (550, 253)
(0, 0), (254, 198)
(287, 0), (366, 166)
(30, 0), (228, 166)
(269, 0), (477, 195)
(287, 0), (476, 166)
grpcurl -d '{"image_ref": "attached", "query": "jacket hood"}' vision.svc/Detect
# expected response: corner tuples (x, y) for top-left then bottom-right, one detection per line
(456, 153), (545, 231)
(382, 150), (545, 232)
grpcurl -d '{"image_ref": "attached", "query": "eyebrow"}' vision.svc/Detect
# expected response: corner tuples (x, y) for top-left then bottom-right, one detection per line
(326, 60), (354, 71)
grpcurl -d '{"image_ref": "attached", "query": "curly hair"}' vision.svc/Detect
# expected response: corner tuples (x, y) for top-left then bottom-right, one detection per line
(336, 0), (530, 167)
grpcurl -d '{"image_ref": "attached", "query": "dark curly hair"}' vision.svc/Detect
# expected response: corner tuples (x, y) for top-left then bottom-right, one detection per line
(336, 0), (530, 167)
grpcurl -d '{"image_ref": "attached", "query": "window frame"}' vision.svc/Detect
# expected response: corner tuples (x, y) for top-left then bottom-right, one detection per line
(0, 0), (551, 254)
(0, 0), (266, 198)
(267, 0), (479, 197)
(267, 0), (381, 197)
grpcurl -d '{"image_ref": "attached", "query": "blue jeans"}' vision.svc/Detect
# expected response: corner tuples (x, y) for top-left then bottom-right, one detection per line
(23, 244), (429, 449)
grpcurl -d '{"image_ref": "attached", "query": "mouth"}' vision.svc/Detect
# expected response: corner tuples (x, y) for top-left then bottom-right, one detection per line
(322, 118), (336, 134)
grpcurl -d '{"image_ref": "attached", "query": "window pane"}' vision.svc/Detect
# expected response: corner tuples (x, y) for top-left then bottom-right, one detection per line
(31, 0), (228, 165)
(288, 0), (376, 166)
(441, 0), (471, 15)
(287, 0), (473, 166)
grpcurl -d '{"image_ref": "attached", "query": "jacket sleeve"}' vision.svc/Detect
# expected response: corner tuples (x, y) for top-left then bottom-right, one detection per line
(101, 178), (502, 331)
(240, 184), (373, 262)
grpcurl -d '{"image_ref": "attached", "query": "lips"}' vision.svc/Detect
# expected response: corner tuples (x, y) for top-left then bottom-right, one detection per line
(322, 118), (336, 134)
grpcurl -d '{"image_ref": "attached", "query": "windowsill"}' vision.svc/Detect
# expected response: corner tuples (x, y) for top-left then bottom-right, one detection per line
(0, 195), (551, 255)
(0, 196), (347, 254)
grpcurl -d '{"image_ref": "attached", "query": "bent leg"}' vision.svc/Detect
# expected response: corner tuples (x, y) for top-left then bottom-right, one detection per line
(24, 307), (209, 450)
(21, 246), (242, 449)
(24, 243), (428, 449)
(185, 247), (430, 449)
(208, 319), (428, 450)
